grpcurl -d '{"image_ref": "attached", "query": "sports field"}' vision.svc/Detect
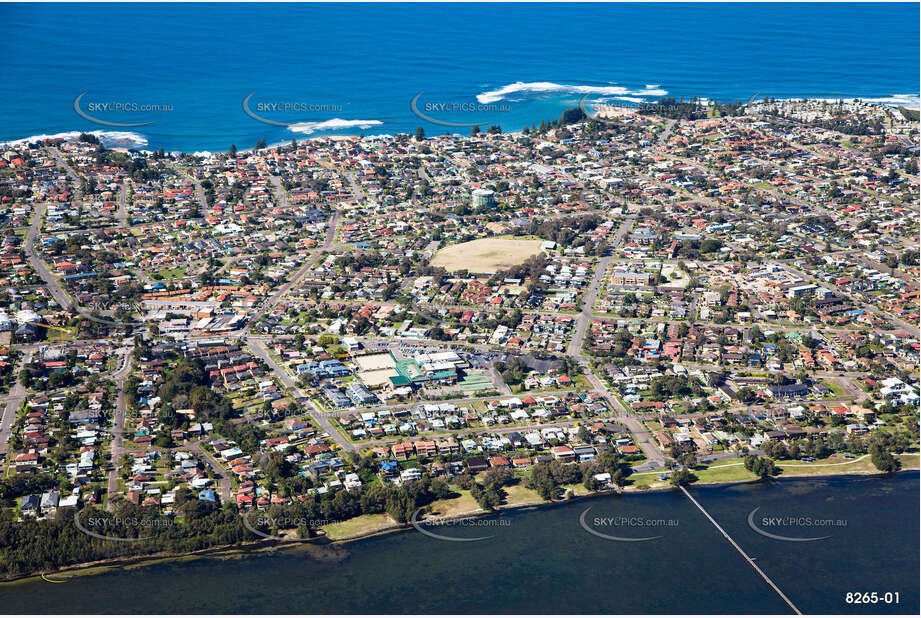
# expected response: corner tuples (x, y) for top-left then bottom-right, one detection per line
(429, 238), (544, 274)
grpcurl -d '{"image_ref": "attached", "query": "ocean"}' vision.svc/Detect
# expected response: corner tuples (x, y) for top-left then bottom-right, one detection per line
(1, 473), (918, 614)
(0, 2), (918, 152)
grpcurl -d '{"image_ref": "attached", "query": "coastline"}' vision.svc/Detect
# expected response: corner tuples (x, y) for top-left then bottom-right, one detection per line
(3, 462), (916, 586)
(2, 94), (918, 153)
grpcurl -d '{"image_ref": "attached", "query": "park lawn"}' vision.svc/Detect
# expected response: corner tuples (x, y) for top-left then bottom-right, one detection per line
(322, 513), (396, 540)
(231, 395), (260, 408)
(774, 455), (874, 476)
(428, 489), (480, 517)
(561, 482), (592, 497)
(430, 237), (545, 274)
(623, 469), (670, 491)
(510, 380), (582, 395)
(623, 452), (920, 490)
(153, 267), (187, 280)
(692, 463), (760, 484)
(627, 462), (758, 485)
(570, 374), (592, 390)
(47, 329), (77, 343)
(775, 453), (919, 477)
(823, 381), (846, 397)
(501, 483), (546, 507)
(628, 479), (670, 491)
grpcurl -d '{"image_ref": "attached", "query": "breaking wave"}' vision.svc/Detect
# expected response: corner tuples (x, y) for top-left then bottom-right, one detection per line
(288, 118), (384, 135)
(476, 81), (669, 104)
(0, 130), (148, 149)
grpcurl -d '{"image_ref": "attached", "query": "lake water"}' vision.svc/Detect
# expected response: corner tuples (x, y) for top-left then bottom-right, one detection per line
(2, 473), (917, 614)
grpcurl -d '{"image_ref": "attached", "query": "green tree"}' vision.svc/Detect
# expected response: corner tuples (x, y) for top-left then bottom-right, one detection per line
(670, 467), (697, 486)
(743, 455), (778, 479)
(669, 442), (698, 468)
(470, 482), (503, 510)
(869, 443), (900, 473)
(559, 107), (587, 125)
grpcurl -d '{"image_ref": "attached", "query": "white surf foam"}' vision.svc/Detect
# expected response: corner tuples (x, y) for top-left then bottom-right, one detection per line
(288, 118), (384, 135)
(861, 94), (920, 109)
(0, 130), (148, 149)
(476, 81), (668, 104)
(766, 95), (920, 110)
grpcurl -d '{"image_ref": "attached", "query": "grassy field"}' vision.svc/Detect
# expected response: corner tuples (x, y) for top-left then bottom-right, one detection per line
(322, 513), (396, 540)
(776, 452), (919, 477)
(45, 325), (79, 342)
(427, 490), (480, 517)
(430, 237), (545, 274)
(898, 453), (920, 469)
(323, 484), (547, 540)
(317, 453), (921, 541)
(823, 381), (846, 397)
(692, 463), (759, 483)
(561, 482), (592, 497)
(152, 267), (187, 280)
(501, 483), (546, 507)
(626, 451), (919, 489)
(625, 477), (670, 491)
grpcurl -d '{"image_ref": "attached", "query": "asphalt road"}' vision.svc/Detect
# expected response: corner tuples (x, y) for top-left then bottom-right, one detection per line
(567, 215), (636, 357)
(188, 440), (233, 503)
(169, 162), (210, 219)
(244, 209), (340, 331)
(116, 181), (129, 227)
(25, 203), (74, 312)
(105, 344), (134, 510)
(247, 338), (356, 452)
(581, 364), (666, 468)
(0, 349), (35, 456)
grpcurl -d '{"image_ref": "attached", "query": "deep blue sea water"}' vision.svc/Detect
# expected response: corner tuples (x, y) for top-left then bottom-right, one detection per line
(0, 2), (918, 152)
